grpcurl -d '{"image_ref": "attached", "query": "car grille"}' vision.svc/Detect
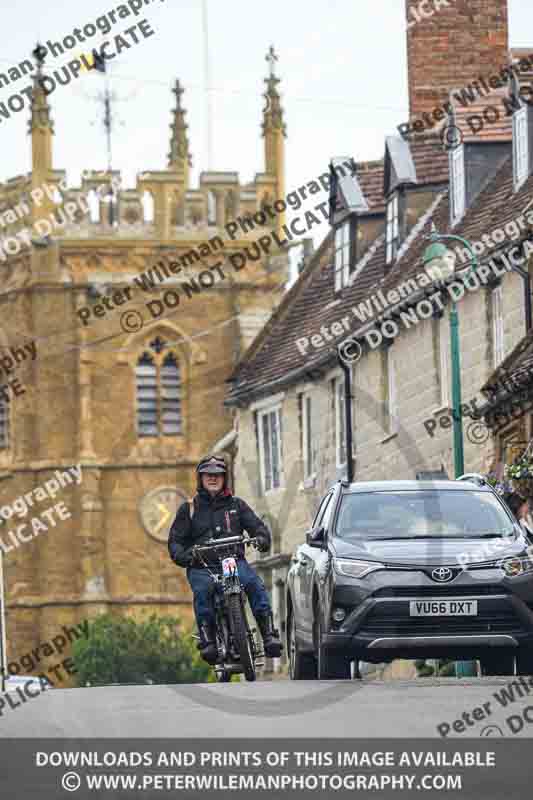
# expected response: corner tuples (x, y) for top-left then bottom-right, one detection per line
(373, 585), (503, 598)
(359, 603), (524, 636)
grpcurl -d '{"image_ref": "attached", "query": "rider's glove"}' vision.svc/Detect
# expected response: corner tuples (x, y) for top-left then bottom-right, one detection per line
(176, 548), (197, 567)
(256, 534), (270, 554)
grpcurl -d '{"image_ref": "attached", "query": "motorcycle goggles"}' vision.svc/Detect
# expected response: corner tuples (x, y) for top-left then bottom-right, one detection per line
(196, 455), (227, 475)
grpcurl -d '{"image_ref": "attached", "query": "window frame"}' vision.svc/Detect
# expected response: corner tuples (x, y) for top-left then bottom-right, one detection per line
(513, 106), (529, 191)
(299, 389), (316, 483)
(334, 219), (352, 292)
(387, 346), (399, 435)
(312, 492), (333, 530)
(450, 145), (466, 225)
(321, 491), (336, 532)
(492, 285), (505, 367)
(257, 402), (284, 494)
(135, 347), (182, 438)
(385, 191), (400, 265)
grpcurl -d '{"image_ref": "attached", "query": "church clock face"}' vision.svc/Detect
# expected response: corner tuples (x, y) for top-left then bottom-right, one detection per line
(139, 486), (188, 543)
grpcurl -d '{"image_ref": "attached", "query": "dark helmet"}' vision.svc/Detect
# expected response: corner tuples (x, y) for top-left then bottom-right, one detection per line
(195, 454), (228, 490)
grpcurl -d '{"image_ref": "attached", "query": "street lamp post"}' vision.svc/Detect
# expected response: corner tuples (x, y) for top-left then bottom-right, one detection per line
(423, 233), (478, 479)
(423, 233), (479, 679)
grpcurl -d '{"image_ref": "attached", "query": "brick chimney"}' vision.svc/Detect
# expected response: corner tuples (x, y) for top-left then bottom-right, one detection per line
(406, 0), (509, 119)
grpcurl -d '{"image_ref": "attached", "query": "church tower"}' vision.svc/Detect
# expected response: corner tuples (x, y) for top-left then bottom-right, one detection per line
(0, 47), (289, 684)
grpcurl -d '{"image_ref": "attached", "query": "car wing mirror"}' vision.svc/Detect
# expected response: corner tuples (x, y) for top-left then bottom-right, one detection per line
(306, 526), (326, 548)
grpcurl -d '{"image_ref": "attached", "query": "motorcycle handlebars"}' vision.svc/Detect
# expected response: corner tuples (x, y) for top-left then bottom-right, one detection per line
(193, 535), (258, 553)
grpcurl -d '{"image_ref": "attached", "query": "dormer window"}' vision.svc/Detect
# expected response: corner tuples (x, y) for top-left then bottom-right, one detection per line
(328, 156), (369, 292)
(450, 145), (465, 224)
(382, 137), (416, 264)
(513, 105), (529, 191)
(334, 220), (351, 292)
(386, 192), (400, 264)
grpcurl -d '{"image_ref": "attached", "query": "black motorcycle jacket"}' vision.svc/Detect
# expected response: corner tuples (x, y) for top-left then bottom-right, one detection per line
(168, 487), (271, 568)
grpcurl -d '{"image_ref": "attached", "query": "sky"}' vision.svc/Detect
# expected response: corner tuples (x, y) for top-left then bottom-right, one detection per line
(1, 0), (532, 258)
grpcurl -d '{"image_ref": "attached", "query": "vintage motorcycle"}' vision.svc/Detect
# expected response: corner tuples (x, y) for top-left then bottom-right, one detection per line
(192, 534), (264, 682)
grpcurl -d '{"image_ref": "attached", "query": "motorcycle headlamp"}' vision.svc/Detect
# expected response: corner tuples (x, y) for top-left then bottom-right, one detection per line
(334, 559), (385, 579)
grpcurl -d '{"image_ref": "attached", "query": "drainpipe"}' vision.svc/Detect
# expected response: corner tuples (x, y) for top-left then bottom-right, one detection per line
(0, 547), (7, 694)
(338, 354), (354, 483)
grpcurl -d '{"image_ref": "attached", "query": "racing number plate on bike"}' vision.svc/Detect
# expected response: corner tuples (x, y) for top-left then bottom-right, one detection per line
(222, 557), (238, 577)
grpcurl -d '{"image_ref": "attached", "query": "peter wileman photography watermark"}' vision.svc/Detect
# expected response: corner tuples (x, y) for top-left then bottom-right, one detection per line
(406, 0), (458, 30)
(298, 239), (527, 363)
(397, 51), (533, 146)
(437, 674), (533, 737)
(0, 337), (37, 405)
(1, 620), (89, 716)
(0, 176), (121, 261)
(422, 369), (533, 444)
(75, 162), (356, 334)
(0, 1), (163, 127)
(0, 464), (82, 554)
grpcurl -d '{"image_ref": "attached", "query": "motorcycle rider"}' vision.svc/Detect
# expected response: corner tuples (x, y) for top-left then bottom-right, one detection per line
(168, 454), (282, 665)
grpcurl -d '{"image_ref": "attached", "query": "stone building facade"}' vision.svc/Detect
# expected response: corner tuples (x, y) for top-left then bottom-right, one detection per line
(0, 52), (290, 683)
(226, 0), (533, 668)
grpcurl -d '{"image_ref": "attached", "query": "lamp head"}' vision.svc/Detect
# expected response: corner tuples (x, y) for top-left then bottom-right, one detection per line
(423, 240), (457, 281)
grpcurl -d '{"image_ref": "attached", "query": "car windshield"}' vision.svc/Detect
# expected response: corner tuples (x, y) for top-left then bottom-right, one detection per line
(335, 490), (515, 540)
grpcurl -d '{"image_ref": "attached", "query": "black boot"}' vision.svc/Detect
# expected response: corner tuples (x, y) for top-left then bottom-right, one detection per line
(198, 622), (218, 665)
(256, 612), (282, 658)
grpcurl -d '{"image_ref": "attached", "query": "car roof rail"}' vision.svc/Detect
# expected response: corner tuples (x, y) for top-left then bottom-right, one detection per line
(456, 473), (489, 488)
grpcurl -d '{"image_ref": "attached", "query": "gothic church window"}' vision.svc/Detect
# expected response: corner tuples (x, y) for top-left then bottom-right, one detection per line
(135, 338), (182, 437)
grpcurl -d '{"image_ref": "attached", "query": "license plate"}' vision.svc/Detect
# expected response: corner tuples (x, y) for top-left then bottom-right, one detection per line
(409, 599), (478, 616)
(222, 557), (238, 577)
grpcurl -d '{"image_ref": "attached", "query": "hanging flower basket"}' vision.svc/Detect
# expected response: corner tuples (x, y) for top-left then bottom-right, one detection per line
(505, 455), (533, 497)
(485, 472), (513, 496)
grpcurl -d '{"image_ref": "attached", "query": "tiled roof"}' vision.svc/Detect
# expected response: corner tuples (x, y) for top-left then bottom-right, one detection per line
(452, 87), (513, 143)
(373, 154), (533, 307)
(408, 132), (450, 185)
(357, 160), (385, 213)
(481, 327), (533, 410)
(227, 137), (533, 407)
(225, 227), (387, 404)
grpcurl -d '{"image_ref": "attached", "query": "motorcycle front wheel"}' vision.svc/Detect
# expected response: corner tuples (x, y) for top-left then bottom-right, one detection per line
(228, 594), (256, 682)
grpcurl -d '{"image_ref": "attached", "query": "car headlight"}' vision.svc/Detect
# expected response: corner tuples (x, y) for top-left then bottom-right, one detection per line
(334, 559), (385, 578)
(500, 556), (533, 577)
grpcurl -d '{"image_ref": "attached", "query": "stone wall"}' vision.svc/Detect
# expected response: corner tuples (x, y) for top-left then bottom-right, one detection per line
(233, 252), (530, 665)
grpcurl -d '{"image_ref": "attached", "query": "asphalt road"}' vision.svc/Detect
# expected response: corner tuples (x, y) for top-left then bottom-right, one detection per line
(1, 677), (532, 738)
